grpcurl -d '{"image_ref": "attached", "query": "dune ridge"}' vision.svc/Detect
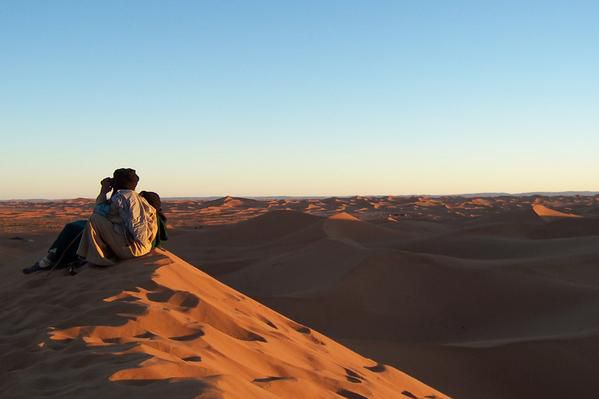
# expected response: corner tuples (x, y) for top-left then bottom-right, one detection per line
(1, 248), (448, 399)
(532, 203), (582, 219)
(3, 194), (598, 232)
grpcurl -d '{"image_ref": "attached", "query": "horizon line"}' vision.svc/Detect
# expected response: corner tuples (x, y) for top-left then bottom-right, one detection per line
(2, 190), (598, 202)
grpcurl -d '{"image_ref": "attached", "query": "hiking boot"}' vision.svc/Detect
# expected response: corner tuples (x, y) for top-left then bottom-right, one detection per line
(22, 255), (55, 274)
(46, 248), (59, 263)
(22, 262), (46, 274)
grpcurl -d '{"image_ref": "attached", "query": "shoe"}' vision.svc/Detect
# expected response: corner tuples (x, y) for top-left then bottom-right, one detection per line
(22, 262), (46, 274)
(65, 259), (87, 275)
(47, 249), (59, 263)
(22, 254), (56, 274)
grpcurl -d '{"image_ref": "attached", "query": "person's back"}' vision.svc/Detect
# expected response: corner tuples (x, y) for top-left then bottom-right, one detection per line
(23, 168), (157, 273)
(110, 189), (157, 247)
(77, 168), (158, 265)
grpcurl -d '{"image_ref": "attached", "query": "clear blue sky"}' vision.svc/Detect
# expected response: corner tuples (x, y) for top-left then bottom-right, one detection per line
(1, 0), (598, 199)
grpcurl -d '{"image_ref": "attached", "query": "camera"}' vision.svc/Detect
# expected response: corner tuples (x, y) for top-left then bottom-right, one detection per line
(101, 177), (114, 188)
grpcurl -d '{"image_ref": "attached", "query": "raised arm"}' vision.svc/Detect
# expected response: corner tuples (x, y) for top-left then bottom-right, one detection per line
(96, 177), (113, 205)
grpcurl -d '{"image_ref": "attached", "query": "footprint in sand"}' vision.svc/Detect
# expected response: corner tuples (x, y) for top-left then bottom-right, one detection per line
(344, 368), (364, 383)
(260, 317), (278, 329)
(147, 287), (200, 309)
(133, 331), (155, 339)
(169, 330), (205, 341)
(337, 389), (368, 399)
(295, 325), (311, 334)
(364, 362), (386, 373)
(253, 376), (295, 383)
(182, 355), (202, 362)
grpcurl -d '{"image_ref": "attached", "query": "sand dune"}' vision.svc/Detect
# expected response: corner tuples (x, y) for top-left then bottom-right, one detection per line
(329, 212), (361, 221)
(3, 194), (597, 231)
(1, 245), (448, 398)
(532, 203), (582, 219)
(161, 196), (599, 399)
(4, 194), (599, 398)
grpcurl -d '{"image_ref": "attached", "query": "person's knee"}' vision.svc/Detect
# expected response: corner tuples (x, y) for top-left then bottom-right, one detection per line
(64, 221), (83, 233)
(89, 213), (106, 225)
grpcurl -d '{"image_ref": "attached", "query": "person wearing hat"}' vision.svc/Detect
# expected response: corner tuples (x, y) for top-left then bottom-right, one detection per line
(76, 168), (158, 266)
(23, 168), (159, 274)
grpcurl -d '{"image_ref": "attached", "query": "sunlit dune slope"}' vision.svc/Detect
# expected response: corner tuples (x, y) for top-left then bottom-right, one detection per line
(189, 207), (599, 399)
(328, 212), (361, 221)
(532, 203), (582, 219)
(1, 248), (448, 399)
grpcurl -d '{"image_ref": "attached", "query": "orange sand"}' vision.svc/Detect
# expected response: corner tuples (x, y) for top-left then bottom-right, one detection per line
(1, 246), (447, 398)
(532, 203), (582, 219)
(3, 194), (599, 398)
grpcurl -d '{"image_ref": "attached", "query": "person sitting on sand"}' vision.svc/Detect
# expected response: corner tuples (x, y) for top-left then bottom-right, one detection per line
(139, 190), (169, 248)
(77, 168), (158, 266)
(23, 168), (162, 273)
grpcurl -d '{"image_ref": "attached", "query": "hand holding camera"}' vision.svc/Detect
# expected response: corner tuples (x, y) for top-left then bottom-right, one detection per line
(100, 177), (113, 194)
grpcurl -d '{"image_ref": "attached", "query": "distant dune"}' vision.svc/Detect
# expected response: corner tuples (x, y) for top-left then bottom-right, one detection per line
(532, 203), (582, 219)
(328, 212), (361, 221)
(162, 196), (599, 399)
(3, 193), (598, 232)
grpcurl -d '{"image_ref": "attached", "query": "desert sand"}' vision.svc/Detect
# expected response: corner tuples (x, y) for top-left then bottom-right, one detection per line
(0, 246), (446, 398)
(2, 194), (599, 398)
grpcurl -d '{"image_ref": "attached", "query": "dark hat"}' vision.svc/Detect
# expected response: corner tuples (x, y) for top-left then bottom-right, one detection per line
(112, 168), (139, 191)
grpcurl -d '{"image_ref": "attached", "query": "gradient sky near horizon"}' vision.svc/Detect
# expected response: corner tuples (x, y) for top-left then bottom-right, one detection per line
(1, 1), (598, 199)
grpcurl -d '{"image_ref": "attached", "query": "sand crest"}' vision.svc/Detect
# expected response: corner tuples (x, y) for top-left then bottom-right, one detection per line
(1, 248), (448, 399)
(328, 212), (361, 221)
(532, 203), (582, 219)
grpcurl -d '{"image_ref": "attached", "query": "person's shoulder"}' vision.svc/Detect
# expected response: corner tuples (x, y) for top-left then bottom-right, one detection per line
(111, 190), (138, 208)
(115, 189), (136, 199)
